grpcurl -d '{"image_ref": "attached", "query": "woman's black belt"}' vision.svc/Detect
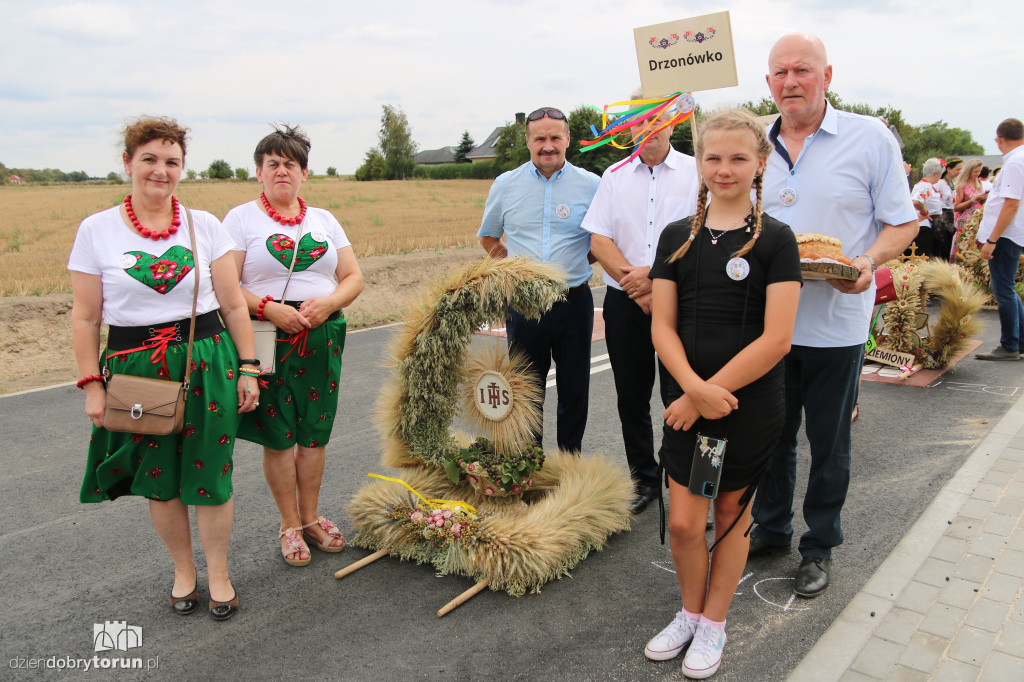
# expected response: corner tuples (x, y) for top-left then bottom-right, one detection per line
(107, 311), (225, 351)
(250, 300), (341, 322)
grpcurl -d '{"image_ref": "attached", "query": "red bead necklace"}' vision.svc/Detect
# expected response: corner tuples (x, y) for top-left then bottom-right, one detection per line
(260, 192), (307, 226)
(124, 194), (181, 240)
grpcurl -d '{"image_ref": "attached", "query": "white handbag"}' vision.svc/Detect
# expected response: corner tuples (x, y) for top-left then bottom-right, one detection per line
(253, 224), (303, 375)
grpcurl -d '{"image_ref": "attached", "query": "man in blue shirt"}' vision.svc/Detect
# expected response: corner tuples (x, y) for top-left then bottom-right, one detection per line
(477, 107), (601, 452)
(748, 34), (918, 598)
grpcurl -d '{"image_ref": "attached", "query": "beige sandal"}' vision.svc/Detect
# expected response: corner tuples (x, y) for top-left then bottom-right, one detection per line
(302, 516), (346, 553)
(279, 526), (311, 566)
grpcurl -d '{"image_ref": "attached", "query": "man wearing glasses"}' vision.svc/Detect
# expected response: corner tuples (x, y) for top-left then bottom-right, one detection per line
(582, 100), (699, 513)
(478, 107), (601, 453)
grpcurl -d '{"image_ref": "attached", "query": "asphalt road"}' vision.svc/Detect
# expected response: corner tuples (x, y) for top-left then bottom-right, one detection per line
(2, 289), (1022, 681)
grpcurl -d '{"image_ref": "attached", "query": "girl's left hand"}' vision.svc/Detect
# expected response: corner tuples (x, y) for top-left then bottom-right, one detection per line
(236, 375), (260, 413)
(664, 395), (700, 431)
(691, 383), (738, 420)
(298, 297), (334, 329)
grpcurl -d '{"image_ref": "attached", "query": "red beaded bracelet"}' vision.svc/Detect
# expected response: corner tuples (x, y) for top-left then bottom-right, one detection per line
(77, 374), (105, 389)
(256, 295), (274, 321)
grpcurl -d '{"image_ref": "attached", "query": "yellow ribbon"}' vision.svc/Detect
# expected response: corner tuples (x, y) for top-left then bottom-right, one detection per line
(368, 473), (478, 516)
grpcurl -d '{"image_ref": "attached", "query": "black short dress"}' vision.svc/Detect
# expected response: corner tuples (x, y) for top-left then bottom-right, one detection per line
(649, 213), (802, 492)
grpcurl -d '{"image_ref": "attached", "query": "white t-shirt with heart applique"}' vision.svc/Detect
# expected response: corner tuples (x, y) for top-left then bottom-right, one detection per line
(68, 205), (235, 327)
(222, 201), (352, 301)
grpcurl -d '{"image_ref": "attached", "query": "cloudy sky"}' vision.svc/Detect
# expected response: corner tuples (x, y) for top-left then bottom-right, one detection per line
(2, 0), (1021, 178)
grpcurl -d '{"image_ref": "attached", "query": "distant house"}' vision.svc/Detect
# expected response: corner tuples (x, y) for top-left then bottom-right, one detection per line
(8, 174), (25, 184)
(467, 112), (526, 163)
(414, 146), (457, 165)
(466, 128), (501, 163)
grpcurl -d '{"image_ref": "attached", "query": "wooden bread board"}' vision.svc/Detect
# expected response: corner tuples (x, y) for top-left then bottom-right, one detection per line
(801, 261), (860, 281)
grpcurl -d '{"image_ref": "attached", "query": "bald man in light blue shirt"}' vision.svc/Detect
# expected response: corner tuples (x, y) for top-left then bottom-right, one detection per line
(748, 33), (918, 599)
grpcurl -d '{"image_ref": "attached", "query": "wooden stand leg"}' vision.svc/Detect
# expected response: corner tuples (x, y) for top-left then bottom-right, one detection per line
(437, 579), (489, 617)
(334, 548), (388, 579)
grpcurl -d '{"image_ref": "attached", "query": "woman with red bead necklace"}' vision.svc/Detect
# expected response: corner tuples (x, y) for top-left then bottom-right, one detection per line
(68, 116), (259, 621)
(223, 124), (363, 566)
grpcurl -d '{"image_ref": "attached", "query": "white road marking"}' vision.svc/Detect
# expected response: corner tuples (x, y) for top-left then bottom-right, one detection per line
(546, 354), (612, 387)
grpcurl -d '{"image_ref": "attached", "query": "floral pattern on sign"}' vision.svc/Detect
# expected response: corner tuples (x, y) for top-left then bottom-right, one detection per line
(683, 27), (716, 43)
(649, 33), (679, 49)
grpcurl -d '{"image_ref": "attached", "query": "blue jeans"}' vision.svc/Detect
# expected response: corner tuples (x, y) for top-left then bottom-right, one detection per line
(987, 237), (1024, 350)
(752, 344), (863, 559)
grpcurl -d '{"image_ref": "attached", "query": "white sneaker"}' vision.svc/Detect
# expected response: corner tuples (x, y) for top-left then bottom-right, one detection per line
(644, 610), (698, 661)
(682, 621), (726, 678)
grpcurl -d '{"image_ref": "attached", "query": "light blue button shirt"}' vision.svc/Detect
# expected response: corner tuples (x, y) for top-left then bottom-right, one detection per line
(763, 102), (917, 347)
(477, 160), (600, 287)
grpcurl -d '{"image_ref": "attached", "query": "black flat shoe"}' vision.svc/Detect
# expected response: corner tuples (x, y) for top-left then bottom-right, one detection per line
(629, 486), (659, 515)
(747, 534), (790, 559)
(209, 591), (239, 621)
(794, 556), (831, 598)
(169, 587), (199, 615)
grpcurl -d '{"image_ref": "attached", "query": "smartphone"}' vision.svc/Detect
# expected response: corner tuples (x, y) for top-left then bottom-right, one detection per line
(689, 434), (727, 499)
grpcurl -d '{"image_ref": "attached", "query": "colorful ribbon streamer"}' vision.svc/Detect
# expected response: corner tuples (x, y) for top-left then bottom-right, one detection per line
(580, 91), (696, 172)
(368, 473), (478, 517)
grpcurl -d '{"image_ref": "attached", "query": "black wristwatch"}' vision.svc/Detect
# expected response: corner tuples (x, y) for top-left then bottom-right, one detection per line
(986, 239), (999, 245)
(238, 358), (260, 367)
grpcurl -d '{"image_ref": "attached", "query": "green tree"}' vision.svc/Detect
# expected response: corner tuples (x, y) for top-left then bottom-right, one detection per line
(106, 171), (123, 184)
(186, 169), (197, 179)
(902, 121), (984, 170)
(234, 168), (249, 181)
(199, 170), (209, 179)
(208, 159), (233, 179)
(326, 166), (337, 176)
(378, 104), (417, 180)
(494, 120), (529, 172)
(354, 148), (385, 181)
(454, 130), (475, 164)
(566, 106), (628, 175)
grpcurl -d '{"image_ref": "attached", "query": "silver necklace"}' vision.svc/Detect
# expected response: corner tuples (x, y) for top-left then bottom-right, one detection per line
(705, 209), (751, 245)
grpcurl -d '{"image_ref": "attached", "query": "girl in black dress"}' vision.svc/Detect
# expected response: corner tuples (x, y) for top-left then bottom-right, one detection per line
(644, 109), (802, 678)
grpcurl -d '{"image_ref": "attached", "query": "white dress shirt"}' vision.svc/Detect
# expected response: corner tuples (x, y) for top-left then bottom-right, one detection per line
(581, 147), (699, 290)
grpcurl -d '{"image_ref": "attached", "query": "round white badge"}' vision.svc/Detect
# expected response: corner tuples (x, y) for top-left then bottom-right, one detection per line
(310, 230), (327, 242)
(726, 257), (750, 281)
(119, 254), (138, 269)
(555, 204), (571, 219)
(674, 93), (696, 116)
(473, 371), (514, 421)
(779, 188), (797, 207)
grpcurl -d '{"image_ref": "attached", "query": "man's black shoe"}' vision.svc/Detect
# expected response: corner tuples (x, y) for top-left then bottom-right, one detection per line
(629, 486), (658, 514)
(794, 556), (831, 597)
(747, 534), (790, 559)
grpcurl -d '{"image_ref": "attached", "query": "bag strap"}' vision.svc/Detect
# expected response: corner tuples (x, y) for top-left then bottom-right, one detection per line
(183, 208), (199, 391)
(279, 221), (306, 301)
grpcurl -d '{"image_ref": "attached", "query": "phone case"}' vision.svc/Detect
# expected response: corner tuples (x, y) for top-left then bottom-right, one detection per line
(689, 434), (727, 499)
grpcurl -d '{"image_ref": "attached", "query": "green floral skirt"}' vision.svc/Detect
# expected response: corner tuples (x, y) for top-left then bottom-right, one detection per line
(236, 316), (346, 450)
(80, 332), (242, 506)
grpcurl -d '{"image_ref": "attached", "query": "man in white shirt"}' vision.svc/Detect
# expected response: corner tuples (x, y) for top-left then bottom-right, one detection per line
(749, 33), (918, 598)
(975, 118), (1024, 361)
(583, 105), (699, 513)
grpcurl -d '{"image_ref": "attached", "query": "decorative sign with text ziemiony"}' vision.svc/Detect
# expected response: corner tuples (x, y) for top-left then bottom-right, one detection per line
(633, 11), (738, 98)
